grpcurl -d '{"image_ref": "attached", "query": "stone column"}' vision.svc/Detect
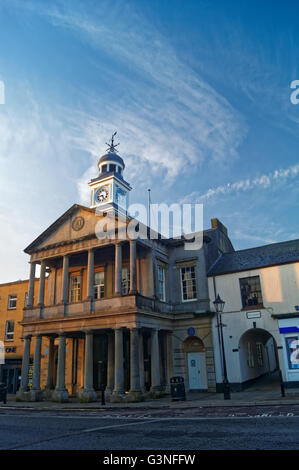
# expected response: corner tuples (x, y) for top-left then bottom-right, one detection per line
(30, 335), (42, 401)
(139, 331), (145, 392)
(17, 335), (32, 398)
(79, 331), (97, 402)
(38, 260), (46, 306)
(45, 337), (55, 390)
(113, 328), (125, 395)
(28, 262), (36, 307)
(165, 331), (174, 393)
(61, 255), (69, 304)
(52, 333), (68, 402)
(150, 328), (161, 392)
(86, 249), (95, 300)
(106, 333), (114, 393)
(129, 240), (137, 294)
(114, 242), (122, 295)
(129, 328), (141, 399)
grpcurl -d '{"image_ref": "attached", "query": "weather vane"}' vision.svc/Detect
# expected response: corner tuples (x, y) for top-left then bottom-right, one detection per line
(106, 131), (119, 153)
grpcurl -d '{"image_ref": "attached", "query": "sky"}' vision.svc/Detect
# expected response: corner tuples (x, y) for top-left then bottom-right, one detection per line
(0, 0), (298, 283)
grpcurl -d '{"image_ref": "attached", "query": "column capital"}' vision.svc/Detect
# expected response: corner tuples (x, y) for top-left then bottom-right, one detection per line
(82, 329), (94, 335)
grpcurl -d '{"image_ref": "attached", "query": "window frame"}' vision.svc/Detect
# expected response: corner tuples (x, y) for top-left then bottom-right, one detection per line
(239, 275), (263, 309)
(8, 294), (17, 310)
(94, 270), (105, 300)
(5, 320), (14, 341)
(69, 273), (82, 303)
(121, 267), (130, 295)
(179, 264), (198, 303)
(157, 264), (166, 302)
(285, 336), (299, 370)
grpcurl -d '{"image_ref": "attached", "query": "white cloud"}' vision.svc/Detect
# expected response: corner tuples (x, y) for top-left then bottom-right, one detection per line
(181, 163), (299, 204)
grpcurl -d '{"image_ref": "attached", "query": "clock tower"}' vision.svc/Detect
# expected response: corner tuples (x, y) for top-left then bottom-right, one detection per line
(89, 132), (131, 214)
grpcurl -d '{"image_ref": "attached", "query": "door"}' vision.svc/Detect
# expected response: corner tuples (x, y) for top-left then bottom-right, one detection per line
(187, 352), (208, 390)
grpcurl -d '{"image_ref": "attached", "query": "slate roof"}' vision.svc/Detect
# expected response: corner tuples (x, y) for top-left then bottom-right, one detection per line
(208, 238), (299, 276)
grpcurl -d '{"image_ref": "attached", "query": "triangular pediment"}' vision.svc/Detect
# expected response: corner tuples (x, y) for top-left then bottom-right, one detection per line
(24, 204), (130, 254)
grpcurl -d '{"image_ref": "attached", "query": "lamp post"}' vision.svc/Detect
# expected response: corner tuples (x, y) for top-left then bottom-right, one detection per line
(213, 294), (231, 400)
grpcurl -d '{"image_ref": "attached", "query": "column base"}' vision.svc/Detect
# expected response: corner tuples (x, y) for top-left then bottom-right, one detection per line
(42, 388), (55, 400)
(78, 389), (98, 403)
(16, 390), (31, 402)
(52, 389), (69, 403)
(127, 390), (144, 402)
(29, 389), (43, 402)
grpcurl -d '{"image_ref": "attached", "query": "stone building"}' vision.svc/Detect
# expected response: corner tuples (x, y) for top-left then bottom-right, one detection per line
(14, 140), (234, 402)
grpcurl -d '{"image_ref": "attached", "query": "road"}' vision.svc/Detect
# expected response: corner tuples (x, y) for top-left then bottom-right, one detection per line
(0, 405), (299, 450)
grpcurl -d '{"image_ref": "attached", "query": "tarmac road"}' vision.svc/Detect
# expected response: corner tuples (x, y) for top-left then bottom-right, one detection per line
(0, 406), (299, 450)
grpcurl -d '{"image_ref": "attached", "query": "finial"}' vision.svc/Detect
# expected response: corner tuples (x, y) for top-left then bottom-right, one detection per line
(105, 131), (120, 153)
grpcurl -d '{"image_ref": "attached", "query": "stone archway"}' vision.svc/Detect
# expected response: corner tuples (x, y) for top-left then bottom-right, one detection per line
(238, 328), (279, 387)
(182, 336), (208, 391)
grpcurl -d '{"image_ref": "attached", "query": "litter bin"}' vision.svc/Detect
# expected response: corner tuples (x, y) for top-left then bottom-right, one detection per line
(0, 383), (7, 404)
(170, 376), (186, 401)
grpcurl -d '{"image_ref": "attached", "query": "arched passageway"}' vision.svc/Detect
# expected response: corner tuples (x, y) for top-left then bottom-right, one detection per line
(238, 328), (279, 389)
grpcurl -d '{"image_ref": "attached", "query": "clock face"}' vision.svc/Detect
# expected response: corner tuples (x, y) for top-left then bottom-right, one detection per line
(95, 186), (109, 203)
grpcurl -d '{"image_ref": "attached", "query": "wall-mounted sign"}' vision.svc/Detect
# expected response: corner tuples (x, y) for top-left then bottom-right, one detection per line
(246, 311), (261, 319)
(5, 347), (16, 353)
(188, 327), (195, 336)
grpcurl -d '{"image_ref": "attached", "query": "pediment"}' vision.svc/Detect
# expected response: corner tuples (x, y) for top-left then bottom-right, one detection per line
(24, 204), (129, 254)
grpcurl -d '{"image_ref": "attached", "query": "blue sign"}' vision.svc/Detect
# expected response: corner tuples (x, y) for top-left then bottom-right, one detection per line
(188, 327), (195, 336)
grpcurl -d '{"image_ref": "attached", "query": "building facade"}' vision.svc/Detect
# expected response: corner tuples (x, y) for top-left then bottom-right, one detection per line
(13, 141), (234, 402)
(208, 240), (299, 391)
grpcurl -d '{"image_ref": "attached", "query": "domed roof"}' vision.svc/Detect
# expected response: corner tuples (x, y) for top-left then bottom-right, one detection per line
(98, 151), (125, 168)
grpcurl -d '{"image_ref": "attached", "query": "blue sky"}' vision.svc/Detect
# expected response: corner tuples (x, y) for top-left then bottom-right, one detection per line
(0, 0), (298, 282)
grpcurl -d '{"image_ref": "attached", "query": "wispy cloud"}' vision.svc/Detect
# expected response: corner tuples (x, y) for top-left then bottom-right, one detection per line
(181, 163), (299, 204)
(8, 0), (247, 186)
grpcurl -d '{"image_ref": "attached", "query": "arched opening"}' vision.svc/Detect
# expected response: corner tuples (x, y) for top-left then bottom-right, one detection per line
(238, 328), (279, 389)
(182, 336), (208, 391)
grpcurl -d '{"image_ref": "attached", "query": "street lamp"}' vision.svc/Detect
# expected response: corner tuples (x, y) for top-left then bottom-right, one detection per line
(213, 294), (231, 400)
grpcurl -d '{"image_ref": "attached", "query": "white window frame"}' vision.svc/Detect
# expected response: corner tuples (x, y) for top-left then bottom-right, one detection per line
(5, 320), (14, 341)
(121, 267), (130, 295)
(94, 271), (105, 300)
(180, 265), (197, 302)
(157, 265), (166, 302)
(69, 274), (81, 303)
(8, 295), (17, 310)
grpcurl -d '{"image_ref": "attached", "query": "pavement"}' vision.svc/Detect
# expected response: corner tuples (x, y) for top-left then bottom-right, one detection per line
(2, 372), (299, 411)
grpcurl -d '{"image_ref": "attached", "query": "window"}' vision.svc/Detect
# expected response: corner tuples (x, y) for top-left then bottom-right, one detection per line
(121, 268), (130, 295)
(158, 265), (166, 301)
(239, 276), (263, 308)
(180, 265), (197, 301)
(8, 295), (17, 309)
(5, 321), (14, 341)
(94, 271), (105, 299)
(247, 342), (254, 368)
(69, 275), (81, 303)
(24, 292), (29, 307)
(109, 164), (116, 172)
(285, 337), (299, 370)
(101, 164), (107, 173)
(256, 342), (264, 367)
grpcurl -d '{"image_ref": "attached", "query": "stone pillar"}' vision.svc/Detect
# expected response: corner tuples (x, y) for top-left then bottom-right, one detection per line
(45, 337), (55, 390)
(86, 249), (95, 300)
(115, 242), (122, 295)
(17, 335), (32, 398)
(28, 262), (36, 307)
(129, 328), (141, 399)
(38, 260), (46, 306)
(129, 240), (137, 294)
(30, 335), (43, 401)
(79, 331), (97, 402)
(106, 333), (114, 393)
(150, 328), (161, 392)
(139, 331), (145, 392)
(113, 328), (125, 395)
(165, 331), (174, 393)
(61, 255), (69, 304)
(52, 334), (68, 402)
